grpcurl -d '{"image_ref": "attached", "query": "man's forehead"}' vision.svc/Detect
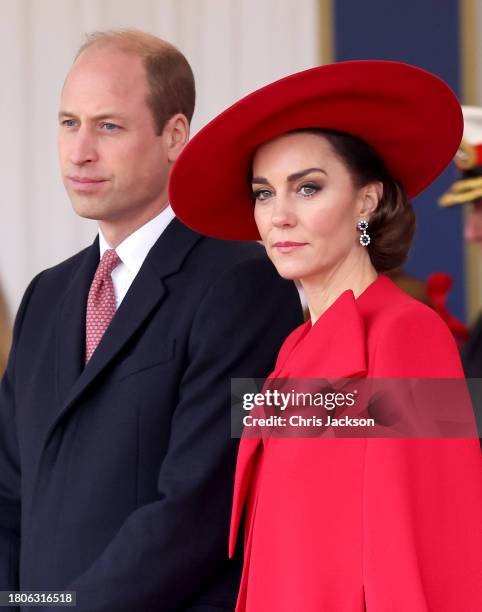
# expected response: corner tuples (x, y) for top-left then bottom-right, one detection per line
(66, 47), (146, 89)
(61, 49), (148, 108)
(75, 42), (143, 68)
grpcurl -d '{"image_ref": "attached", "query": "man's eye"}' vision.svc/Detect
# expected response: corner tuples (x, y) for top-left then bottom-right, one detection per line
(252, 189), (272, 201)
(299, 183), (320, 197)
(61, 119), (76, 128)
(101, 122), (119, 131)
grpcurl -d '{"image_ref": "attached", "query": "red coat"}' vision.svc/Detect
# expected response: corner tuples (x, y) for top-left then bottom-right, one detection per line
(230, 275), (482, 611)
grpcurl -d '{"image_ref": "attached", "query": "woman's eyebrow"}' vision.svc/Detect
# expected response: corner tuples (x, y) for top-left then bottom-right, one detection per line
(251, 168), (327, 185)
(287, 168), (327, 181)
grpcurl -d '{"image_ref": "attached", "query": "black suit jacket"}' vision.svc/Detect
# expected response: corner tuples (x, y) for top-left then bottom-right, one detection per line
(0, 219), (303, 611)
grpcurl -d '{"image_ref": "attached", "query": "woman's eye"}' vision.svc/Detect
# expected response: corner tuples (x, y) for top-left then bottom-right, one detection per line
(299, 183), (320, 197)
(252, 189), (273, 201)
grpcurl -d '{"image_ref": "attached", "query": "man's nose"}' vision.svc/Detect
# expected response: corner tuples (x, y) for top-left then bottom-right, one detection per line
(69, 128), (98, 165)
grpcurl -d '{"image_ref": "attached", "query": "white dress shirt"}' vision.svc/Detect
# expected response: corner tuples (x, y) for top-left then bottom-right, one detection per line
(98, 205), (176, 308)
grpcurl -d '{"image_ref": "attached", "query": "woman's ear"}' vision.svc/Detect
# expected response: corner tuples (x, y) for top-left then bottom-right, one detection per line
(359, 181), (383, 218)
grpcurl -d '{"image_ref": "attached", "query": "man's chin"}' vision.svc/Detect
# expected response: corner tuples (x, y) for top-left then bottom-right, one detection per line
(67, 191), (109, 220)
(71, 201), (108, 222)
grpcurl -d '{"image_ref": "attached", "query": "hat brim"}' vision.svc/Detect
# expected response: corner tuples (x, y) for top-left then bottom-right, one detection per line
(170, 60), (463, 240)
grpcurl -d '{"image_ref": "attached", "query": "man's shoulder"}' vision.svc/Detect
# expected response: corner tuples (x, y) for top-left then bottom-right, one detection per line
(174, 226), (280, 285)
(192, 235), (293, 295)
(150, 220), (274, 281)
(194, 234), (268, 268)
(12, 244), (95, 331)
(31, 244), (94, 290)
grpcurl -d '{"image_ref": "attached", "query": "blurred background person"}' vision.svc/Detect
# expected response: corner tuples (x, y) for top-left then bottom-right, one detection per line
(439, 105), (482, 375)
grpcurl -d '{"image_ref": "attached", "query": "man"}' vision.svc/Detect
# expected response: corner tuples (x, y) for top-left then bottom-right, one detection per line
(439, 105), (482, 376)
(0, 31), (303, 611)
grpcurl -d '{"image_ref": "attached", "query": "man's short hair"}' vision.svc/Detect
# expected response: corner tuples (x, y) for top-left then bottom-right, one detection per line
(77, 29), (195, 134)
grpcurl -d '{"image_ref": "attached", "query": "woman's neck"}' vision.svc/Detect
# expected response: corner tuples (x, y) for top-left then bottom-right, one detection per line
(301, 254), (378, 324)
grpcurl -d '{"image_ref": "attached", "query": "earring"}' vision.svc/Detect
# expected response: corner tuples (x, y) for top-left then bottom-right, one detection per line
(357, 219), (370, 247)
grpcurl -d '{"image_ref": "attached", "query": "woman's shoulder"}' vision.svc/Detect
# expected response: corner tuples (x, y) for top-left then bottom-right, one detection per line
(367, 275), (448, 329)
(365, 276), (463, 377)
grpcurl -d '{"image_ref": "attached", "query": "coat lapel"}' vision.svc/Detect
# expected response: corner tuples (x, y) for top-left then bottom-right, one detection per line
(56, 239), (100, 406)
(229, 289), (368, 554)
(49, 219), (201, 447)
(276, 289), (368, 379)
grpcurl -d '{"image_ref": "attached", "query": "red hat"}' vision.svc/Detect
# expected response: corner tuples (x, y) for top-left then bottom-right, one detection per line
(169, 60), (463, 240)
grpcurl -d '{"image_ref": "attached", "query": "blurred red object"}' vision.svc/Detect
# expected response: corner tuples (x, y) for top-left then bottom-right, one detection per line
(427, 273), (469, 345)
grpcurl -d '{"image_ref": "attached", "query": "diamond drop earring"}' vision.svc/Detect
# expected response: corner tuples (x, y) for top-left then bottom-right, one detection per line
(357, 219), (370, 247)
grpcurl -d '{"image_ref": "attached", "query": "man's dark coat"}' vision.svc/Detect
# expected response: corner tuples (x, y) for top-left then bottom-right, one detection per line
(0, 219), (303, 611)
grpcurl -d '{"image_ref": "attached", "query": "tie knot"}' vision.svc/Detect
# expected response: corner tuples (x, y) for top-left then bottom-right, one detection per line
(99, 249), (121, 277)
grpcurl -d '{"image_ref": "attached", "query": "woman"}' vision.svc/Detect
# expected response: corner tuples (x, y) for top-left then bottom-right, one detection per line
(169, 61), (482, 611)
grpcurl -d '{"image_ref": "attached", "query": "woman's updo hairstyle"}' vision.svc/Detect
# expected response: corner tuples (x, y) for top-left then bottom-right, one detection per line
(294, 128), (416, 273)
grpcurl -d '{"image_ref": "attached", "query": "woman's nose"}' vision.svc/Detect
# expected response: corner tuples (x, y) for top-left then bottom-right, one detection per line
(271, 197), (296, 228)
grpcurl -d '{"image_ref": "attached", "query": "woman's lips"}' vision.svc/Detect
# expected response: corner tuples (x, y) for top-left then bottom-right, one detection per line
(272, 241), (307, 253)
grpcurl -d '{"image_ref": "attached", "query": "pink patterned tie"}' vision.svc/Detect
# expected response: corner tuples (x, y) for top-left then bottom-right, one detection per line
(85, 249), (121, 364)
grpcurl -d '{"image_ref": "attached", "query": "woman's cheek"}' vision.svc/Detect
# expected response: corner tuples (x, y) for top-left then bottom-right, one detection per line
(308, 200), (345, 234)
(254, 207), (270, 241)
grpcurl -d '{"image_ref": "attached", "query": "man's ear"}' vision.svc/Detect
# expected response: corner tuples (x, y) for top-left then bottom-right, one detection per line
(163, 113), (190, 163)
(358, 181), (383, 218)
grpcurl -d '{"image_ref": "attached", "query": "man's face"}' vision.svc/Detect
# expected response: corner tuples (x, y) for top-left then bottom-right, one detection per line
(464, 199), (482, 249)
(58, 46), (170, 229)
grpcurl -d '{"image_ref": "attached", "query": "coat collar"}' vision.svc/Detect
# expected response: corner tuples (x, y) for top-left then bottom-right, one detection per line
(271, 288), (368, 378)
(51, 219), (201, 445)
(229, 284), (370, 556)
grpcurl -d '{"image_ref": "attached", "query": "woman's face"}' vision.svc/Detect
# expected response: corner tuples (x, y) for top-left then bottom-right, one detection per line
(252, 132), (374, 282)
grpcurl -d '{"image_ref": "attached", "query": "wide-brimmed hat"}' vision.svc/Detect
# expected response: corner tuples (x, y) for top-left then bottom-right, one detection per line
(439, 106), (482, 207)
(169, 60), (463, 240)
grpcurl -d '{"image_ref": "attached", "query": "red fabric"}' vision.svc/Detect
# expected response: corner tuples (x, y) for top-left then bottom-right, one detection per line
(427, 272), (469, 345)
(85, 249), (120, 363)
(230, 275), (482, 611)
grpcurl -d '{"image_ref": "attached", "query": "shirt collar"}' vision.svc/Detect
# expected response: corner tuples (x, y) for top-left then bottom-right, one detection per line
(98, 205), (176, 272)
